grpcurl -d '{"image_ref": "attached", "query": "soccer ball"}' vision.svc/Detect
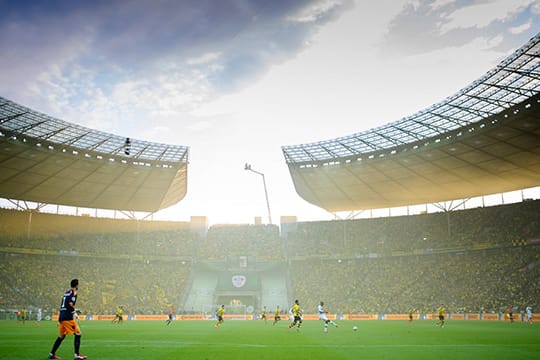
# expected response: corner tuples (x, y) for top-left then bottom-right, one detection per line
(352, 326), (358, 331)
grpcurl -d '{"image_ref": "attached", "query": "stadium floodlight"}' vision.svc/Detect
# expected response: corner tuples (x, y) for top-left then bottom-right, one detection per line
(244, 163), (272, 225)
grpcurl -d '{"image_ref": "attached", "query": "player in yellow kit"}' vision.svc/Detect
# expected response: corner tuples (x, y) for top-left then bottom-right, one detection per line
(437, 304), (446, 328)
(112, 306), (123, 324)
(288, 300), (302, 332)
(260, 306), (268, 324)
(272, 305), (281, 326)
(215, 305), (225, 328)
(408, 308), (415, 325)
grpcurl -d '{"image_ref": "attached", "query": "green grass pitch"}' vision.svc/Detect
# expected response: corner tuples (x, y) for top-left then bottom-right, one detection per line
(1, 319), (538, 360)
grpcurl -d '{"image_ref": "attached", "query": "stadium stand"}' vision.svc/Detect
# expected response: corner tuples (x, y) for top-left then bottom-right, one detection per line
(286, 200), (540, 256)
(199, 224), (282, 260)
(1, 200), (538, 317)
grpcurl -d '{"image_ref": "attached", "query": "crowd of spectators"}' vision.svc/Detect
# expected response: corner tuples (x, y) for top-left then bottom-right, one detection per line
(0, 230), (198, 258)
(290, 246), (539, 314)
(287, 199), (540, 257)
(198, 224), (282, 260)
(0, 199), (538, 315)
(0, 253), (190, 315)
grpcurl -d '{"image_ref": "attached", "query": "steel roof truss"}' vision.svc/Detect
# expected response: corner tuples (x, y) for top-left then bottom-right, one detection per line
(301, 148), (318, 162)
(60, 129), (93, 147)
(14, 119), (51, 136)
(425, 110), (470, 128)
(483, 82), (538, 98)
(87, 135), (115, 152)
(0, 111), (28, 125)
(131, 143), (152, 159)
(410, 118), (451, 135)
(446, 103), (497, 120)
(335, 140), (359, 157)
(464, 94), (516, 109)
(391, 123), (429, 142)
(351, 135), (381, 152)
(38, 126), (71, 141)
(372, 129), (406, 147)
(319, 144), (342, 159)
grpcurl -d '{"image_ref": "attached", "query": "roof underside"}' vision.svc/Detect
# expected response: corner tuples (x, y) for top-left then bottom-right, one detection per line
(287, 96), (540, 212)
(0, 98), (189, 212)
(283, 34), (540, 212)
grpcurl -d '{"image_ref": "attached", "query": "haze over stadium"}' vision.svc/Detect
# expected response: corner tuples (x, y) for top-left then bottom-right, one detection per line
(1, 0), (539, 224)
(1, 4), (540, 359)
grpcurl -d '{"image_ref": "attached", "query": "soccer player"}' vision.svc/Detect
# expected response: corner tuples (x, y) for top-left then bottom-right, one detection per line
(437, 304), (446, 328)
(35, 308), (42, 327)
(318, 301), (338, 333)
(526, 305), (533, 324)
(166, 307), (174, 325)
(215, 305), (225, 328)
(112, 306), (123, 324)
(288, 306), (294, 326)
(48, 278), (87, 360)
(288, 299), (302, 332)
(507, 306), (514, 323)
(408, 308), (415, 325)
(21, 307), (27, 325)
(260, 306), (268, 323)
(272, 305), (281, 326)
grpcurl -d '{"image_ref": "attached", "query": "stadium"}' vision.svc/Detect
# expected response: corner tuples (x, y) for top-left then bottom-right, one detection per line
(1, 12), (540, 360)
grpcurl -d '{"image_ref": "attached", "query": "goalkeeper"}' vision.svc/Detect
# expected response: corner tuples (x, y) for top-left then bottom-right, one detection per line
(47, 279), (88, 360)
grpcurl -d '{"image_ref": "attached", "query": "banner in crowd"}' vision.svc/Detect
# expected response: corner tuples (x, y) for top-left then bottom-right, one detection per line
(48, 313), (538, 322)
(345, 314), (378, 320)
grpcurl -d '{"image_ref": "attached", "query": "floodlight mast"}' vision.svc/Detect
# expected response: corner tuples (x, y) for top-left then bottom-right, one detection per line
(244, 163), (272, 225)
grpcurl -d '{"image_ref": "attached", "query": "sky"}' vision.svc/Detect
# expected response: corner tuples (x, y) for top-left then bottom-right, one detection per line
(1, 0), (539, 225)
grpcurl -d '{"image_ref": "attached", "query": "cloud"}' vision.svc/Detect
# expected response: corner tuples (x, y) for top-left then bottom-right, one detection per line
(509, 21), (532, 34)
(186, 52), (222, 66)
(288, 0), (350, 23)
(381, 0), (540, 56)
(0, 0), (353, 90)
(439, 0), (534, 33)
(0, 0), (354, 133)
(430, 0), (455, 10)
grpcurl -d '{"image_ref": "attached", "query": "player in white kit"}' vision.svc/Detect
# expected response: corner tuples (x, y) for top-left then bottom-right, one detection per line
(318, 301), (338, 333)
(526, 306), (533, 324)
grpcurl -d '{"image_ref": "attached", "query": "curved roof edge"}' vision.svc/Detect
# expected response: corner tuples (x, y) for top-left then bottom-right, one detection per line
(286, 94), (540, 212)
(0, 96), (189, 164)
(282, 33), (540, 164)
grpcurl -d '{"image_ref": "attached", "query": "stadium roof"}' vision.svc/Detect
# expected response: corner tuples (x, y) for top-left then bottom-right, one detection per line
(282, 33), (540, 212)
(0, 97), (189, 212)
